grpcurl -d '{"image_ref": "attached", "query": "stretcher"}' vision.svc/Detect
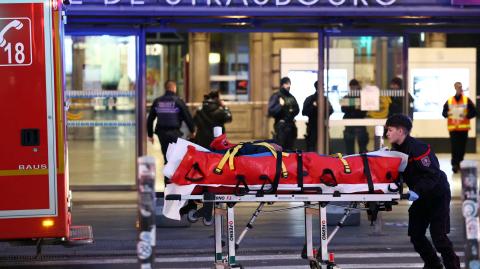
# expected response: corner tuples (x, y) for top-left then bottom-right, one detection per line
(165, 192), (404, 269)
(162, 137), (407, 220)
(162, 136), (408, 268)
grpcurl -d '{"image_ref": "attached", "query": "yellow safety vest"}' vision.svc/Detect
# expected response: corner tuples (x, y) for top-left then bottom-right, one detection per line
(447, 95), (470, 131)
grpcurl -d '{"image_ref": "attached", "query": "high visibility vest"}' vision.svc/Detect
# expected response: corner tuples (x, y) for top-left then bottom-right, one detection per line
(447, 95), (470, 131)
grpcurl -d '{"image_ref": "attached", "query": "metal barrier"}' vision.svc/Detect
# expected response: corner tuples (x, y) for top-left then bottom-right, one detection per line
(460, 160), (480, 269)
(137, 156), (156, 269)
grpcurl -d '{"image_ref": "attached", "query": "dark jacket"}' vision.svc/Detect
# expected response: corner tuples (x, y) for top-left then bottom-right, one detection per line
(193, 99), (232, 148)
(302, 92), (334, 134)
(392, 135), (449, 198)
(147, 91), (195, 137)
(268, 88), (299, 123)
(388, 93), (414, 119)
(442, 94), (476, 120)
(341, 89), (367, 119)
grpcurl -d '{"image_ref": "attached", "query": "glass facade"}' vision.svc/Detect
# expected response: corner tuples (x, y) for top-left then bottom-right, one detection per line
(326, 36), (405, 154)
(209, 33), (249, 101)
(65, 35), (137, 187)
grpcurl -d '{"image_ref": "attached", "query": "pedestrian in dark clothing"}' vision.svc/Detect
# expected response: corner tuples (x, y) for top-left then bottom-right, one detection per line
(302, 81), (334, 152)
(147, 80), (195, 163)
(193, 91), (232, 149)
(341, 79), (368, 154)
(268, 77), (300, 150)
(442, 81), (476, 173)
(388, 77), (414, 119)
(385, 114), (460, 269)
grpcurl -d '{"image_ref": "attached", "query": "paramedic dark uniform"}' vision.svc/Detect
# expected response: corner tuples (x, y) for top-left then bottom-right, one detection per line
(392, 135), (460, 269)
(268, 87), (299, 150)
(147, 91), (195, 162)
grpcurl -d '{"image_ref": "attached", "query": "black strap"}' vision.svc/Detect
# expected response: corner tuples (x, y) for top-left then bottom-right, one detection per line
(319, 169), (338, 187)
(185, 163), (205, 182)
(296, 150), (304, 189)
(234, 175), (250, 196)
(269, 150), (283, 194)
(361, 154), (374, 194)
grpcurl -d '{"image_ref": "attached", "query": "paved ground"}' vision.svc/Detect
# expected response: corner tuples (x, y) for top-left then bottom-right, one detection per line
(0, 195), (467, 268)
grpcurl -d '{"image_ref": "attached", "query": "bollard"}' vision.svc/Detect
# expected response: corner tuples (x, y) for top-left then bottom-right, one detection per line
(460, 160), (480, 269)
(137, 156), (156, 269)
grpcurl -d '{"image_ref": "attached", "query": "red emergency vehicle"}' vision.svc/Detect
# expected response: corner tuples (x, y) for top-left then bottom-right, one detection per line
(0, 0), (92, 252)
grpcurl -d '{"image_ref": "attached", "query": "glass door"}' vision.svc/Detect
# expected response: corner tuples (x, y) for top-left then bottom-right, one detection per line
(325, 36), (406, 154)
(65, 35), (138, 188)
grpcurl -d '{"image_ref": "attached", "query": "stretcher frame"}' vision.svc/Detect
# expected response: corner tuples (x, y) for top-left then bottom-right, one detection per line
(166, 192), (401, 269)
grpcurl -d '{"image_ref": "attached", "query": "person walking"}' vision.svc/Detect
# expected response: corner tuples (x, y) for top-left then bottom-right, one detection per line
(147, 80), (195, 163)
(193, 91), (232, 149)
(385, 114), (460, 269)
(442, 82), (476, 173)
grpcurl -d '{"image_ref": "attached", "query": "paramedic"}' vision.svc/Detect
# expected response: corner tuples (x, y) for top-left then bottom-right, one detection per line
(302, 81), (333, 152)
(442, 82), (476, 173)
(268, 77), (300, 150)
(147, 80), (195, 163)
(385, 114), (460, 269)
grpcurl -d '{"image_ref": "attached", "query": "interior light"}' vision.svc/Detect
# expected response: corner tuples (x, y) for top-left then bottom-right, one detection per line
(42, 219), (54, 228)
(209, 53), (221, 64)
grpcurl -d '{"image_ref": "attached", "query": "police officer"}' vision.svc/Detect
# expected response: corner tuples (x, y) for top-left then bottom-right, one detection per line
(193, 91), (232, 149)
(442, 82), (476, 173)
(341, 79), (368, 154)
(385, 114), (460, 269)
(302, 81), (333, 152)
(268, 77), (299, 150)
(147, 80), (195, 163)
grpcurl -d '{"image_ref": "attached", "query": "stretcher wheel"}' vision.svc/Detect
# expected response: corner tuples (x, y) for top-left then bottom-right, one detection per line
(309, 260), (321, 269)
(187, 209), (199, 223)
(203, 217), (214, 226)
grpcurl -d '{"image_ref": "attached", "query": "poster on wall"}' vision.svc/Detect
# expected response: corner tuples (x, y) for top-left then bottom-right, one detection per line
(411, 68), (470, 119)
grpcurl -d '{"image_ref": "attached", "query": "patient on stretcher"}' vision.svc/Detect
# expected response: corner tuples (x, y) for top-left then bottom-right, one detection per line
(162, 135), (408, 220)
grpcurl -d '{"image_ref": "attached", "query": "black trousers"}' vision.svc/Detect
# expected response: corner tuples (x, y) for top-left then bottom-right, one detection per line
(449, 131), (468, 167)
(274, 121), (297, 150)
(408, 186), (460, 269)
(156, 129), (183, 163)
(343, 126), (368, 155)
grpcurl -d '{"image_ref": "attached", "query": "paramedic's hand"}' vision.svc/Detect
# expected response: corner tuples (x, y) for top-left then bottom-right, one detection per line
(148, 137), (154, 144)
(407, 191), (419, 202)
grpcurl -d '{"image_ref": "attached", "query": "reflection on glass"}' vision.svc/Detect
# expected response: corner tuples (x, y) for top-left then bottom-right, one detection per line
(65, 35), (137, 187)
(210, 33), (249, 101)
(411, 68), (470, 119)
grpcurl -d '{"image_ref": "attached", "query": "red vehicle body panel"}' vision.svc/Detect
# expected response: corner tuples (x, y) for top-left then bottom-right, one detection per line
(0, 0), (70, 240)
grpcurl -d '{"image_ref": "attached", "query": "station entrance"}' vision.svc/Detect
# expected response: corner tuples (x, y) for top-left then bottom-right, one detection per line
(63, 4), (480, 190)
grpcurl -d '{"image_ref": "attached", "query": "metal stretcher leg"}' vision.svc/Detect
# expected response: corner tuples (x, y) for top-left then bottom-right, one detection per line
(305, 204), (315, 260)
(236, 202), (265, 249)
(227, 204), (242, 268)
(215, 204), (224, 264)
(327, 202), (357, 245)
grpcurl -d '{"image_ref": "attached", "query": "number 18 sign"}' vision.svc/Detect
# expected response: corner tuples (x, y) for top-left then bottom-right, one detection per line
(0, 18), (32, 66)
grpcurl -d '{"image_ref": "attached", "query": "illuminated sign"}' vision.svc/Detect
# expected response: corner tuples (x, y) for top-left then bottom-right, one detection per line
(452, 0), (480, 5)
(69, 0), (397, 7)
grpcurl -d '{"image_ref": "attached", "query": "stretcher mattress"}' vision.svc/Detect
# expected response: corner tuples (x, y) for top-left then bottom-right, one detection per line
(162, 138), (408, 220)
